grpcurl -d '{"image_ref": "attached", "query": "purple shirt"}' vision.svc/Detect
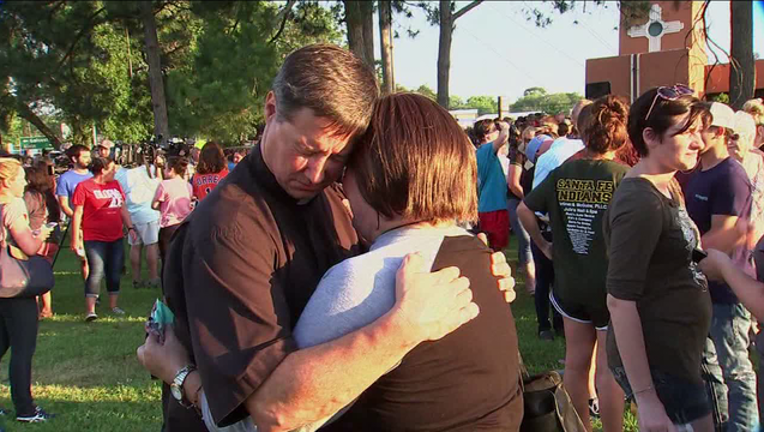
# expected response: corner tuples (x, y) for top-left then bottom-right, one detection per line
(684, 158), (754, 303)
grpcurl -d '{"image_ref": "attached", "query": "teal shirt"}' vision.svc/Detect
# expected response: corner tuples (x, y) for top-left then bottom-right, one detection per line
(476, 142), (507, 213)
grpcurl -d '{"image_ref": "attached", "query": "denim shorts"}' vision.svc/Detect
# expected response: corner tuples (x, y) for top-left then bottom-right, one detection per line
(611, 366), (711, 424)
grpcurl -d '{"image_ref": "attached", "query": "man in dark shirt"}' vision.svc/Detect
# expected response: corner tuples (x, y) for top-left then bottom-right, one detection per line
(684, 102), (757, 431)
(153, 44), (502, 432)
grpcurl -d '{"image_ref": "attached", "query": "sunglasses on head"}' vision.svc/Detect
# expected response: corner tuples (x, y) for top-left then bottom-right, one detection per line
(645, 84), (694, 122)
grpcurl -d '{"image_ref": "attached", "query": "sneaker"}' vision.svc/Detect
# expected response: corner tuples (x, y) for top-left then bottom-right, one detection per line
(111, 307), (126, 316)
(85, 312), (98, 322)
(146, 278), (161, 289)
(588, 397), (600, 418)
(17, 407), (55, 423)
(132, 280), (144, 289)
(538, 330), (554, 341)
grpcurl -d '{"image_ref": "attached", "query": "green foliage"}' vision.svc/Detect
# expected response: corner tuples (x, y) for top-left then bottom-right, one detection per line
(709, 93), (730, 104)
(522, 1), (652, 28)
(414, 84), (437, 101)
(463, 96), (498, 116)
(0, 0), (342, 147)
(511, 88), (582, 114)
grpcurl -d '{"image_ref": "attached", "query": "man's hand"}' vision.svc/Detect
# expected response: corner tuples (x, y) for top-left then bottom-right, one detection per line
(698, 249), (733, 282)
(476, 233), (517, 303)
(137, 325), (190, 385)
(390, 253), (479, 348)
(128, 228), (139, 244)
(491, 252), (516, 303)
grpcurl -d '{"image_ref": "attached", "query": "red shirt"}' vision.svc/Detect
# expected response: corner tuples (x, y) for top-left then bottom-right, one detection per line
(72, 179), (126, 242)
(192, 169), (229, 201)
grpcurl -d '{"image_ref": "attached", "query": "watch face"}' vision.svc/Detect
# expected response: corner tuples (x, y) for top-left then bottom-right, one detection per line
(171, 384), (182, 401)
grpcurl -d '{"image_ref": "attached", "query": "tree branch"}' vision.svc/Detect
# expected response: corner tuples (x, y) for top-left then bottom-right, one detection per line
(56, 6), (106, 71)
(268, 0), (297, 44)
(453, 0), (482, 21)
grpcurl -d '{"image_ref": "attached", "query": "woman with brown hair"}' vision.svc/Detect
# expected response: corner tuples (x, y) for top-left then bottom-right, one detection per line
(191, 142), (229, 202)
(137, 93), (522, 432)
(24, 160), (61, 318)
(517, 95), (630, 431)
(606, 86), (712, 431)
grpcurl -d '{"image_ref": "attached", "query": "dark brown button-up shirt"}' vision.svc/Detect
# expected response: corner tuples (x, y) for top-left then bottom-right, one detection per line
(164, 145), (360, 427)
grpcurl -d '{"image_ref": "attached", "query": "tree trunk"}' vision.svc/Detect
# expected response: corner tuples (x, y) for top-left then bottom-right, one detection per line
(361, 2), (375, 68)
(139, 1), (169, 145)
(437, 1), (453, 109)
(379, 1), (394, 94)
(730, 0), (755, 110)
(15, 103), (62, 150)
(344, 1), (373, 67)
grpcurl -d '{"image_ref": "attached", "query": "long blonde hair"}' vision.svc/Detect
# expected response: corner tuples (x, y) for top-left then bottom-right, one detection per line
(0, 158), (22, 184)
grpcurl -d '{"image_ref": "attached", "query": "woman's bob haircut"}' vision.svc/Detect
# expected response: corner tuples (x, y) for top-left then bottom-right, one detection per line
(347, 92), (478, 224)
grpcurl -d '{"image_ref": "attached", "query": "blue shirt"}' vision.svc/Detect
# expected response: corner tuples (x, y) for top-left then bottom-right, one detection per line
(476, 142), (508, 213)
(684, 157), (754, 303)
(56, 170), (93, 202)
(115, 166), (161, 225)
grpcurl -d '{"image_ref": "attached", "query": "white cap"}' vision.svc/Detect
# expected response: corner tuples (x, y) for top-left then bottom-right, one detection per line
(708, 102), (736, 130)
(734, 111), (756, 140)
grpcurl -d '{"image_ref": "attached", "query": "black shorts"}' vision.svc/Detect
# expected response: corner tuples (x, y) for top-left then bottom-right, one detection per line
(611, 366), (711, 425)
(549, 291), (610, 330)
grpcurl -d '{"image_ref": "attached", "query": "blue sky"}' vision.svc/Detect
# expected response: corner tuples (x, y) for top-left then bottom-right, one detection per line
(370, 1), (763, 103)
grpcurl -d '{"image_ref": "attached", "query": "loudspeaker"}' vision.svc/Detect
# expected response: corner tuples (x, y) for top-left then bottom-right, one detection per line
(585, 82), (611, 100)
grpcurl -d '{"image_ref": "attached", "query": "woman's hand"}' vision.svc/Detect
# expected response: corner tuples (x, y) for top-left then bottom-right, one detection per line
(698, 249), (732, 282)
(137, 325), (191, 385)
(636, 392), (677, 432)
(35, 225), (53, 242)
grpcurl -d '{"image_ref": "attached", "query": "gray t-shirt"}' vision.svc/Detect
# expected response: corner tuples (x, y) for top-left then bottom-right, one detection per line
(202, 226), (465, 432)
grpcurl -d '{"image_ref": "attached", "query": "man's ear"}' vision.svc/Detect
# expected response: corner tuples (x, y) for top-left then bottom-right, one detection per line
(264, 91), (278, 123)
(714, 126), (726, 138)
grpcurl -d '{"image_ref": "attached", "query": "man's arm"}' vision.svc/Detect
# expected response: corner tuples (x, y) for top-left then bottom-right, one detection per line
(517, 202), (550, 259)
(246, 253), (476, 432)
(701, 215), (747, 253)
(700, 249), (764, 321)
(492, 122), (510, 153)
(59, 196), (74, 218)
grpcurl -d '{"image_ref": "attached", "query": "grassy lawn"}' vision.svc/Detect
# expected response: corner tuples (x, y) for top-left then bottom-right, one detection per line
(0, 236), (637, 431)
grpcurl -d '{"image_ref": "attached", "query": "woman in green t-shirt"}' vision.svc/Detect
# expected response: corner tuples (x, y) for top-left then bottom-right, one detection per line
(518, 96), (630, 432)
(605, 85), (713, 431)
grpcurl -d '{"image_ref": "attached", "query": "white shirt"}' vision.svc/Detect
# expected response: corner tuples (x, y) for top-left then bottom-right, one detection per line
(532, 137), (585, 190)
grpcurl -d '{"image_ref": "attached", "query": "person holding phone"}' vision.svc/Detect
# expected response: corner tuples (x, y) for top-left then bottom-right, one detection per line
(23, 160), (61, 318)
(0, 158), (55, 423)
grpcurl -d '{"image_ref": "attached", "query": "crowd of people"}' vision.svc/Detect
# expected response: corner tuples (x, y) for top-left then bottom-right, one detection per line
(2, 41), (764, 432)
(0, 138), (242, 424)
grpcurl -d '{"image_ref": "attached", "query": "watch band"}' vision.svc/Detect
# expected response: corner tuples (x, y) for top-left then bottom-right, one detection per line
(172, 365), (196, 408)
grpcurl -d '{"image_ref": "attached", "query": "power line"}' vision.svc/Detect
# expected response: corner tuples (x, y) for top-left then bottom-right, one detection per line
(521, 0), (618, 55)
(485, 2), (585, 67)
(455, 23), (540, 89)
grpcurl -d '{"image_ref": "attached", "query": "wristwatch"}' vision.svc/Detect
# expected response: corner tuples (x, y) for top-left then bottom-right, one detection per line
(170, 365), (196, 407)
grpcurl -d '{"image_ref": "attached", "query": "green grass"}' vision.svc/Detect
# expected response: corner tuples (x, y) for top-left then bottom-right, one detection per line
(0, 237), (638, 431)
